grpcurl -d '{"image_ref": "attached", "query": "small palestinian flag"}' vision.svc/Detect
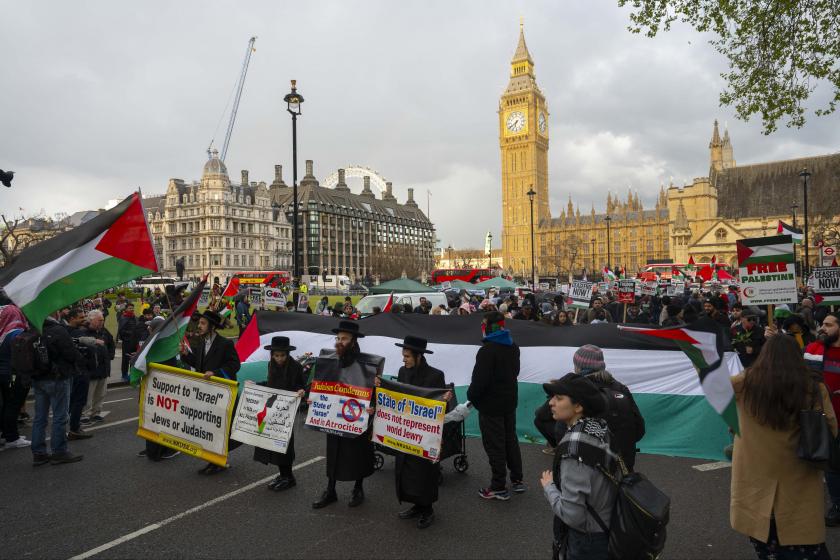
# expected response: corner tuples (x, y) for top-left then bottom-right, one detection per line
(603, 266), (616, 281)
(222, 276), (241, 297)
(671, 267), (686, 279)
(382, 292), (395, 313)
(257, 394), (278, 433)
(0, 193), (157, 329)
(777, 221), (803, 244)
(619, 317), (738, 434)
(736, 234), (795, 266)
(129, 277), (207, 386)
(220, 301), (234, 321)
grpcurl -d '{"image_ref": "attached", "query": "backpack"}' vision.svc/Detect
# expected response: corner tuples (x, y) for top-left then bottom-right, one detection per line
(587, 458), (670, 560)
(10, 329), (50, 378)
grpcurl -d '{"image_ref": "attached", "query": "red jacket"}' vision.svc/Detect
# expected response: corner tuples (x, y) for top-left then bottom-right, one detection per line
(804, 341), (840, 417)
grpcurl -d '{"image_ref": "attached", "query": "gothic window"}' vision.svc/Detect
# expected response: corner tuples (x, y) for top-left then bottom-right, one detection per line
(715, 228), (727, 242)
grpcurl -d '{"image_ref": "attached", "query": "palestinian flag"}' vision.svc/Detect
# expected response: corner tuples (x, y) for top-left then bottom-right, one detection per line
(382, 292), (395, 313)
(737, 234), (795, 266)
(777, 221), (803, 244)
(618, 317), (738, 434)
(234, 312), (743, 461)
(220, 301), (234, 321)
(222, 276), (241, 297)
(128, 277), (206, 386)
(671, 267), (686, 279)
(257, 394), (278, 433)
(0, 193), (157, 329)
(602, 266), (616, 281)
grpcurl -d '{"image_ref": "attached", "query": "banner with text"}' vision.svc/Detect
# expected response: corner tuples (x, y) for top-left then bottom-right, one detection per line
(809, 267), (840, 306)
(262, 286), (287, 308)
(137, 364), (238, 466)
(568, 281), (594, 309)
(372, 378), (447, 462)
(230, 381), (300, 453)
(737, 235), (797, 305)
(617, 280), (636, 304)
(304, 352), (378, 438)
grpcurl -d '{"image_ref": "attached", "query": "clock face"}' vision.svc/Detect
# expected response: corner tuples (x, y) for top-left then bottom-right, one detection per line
(538, 112), (547, 133)
(506, 111), (525, 133)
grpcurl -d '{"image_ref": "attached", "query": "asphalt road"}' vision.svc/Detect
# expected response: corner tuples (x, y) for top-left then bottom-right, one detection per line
(2, 385), (838, 560)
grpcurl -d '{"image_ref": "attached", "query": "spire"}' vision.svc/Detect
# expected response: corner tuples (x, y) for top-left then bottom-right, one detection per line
(567, 194), (574, 216)
(512, 20), (533, 64)
(722, 124), (731, 146)
(675, 201), (689, 229)
(709, 119), (722, 148)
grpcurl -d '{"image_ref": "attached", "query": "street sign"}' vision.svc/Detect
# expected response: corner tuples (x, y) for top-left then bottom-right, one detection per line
(821, 246), (837, 267)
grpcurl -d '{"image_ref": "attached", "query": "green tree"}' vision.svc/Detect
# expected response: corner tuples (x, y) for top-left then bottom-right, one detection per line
(618, 0), (840, 133)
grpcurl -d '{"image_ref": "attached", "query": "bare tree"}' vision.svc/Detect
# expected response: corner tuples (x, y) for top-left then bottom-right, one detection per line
(368, 242), (428, 280)
(0, 215), (37, 268)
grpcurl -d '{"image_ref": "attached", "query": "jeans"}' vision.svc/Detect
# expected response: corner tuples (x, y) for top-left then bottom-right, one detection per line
(566, 528), (608, 560)
(68, 375), (90, 432)
(31, 377), (72, 456)
(826, 470), (840, 507)
(478, 412), (523, 490)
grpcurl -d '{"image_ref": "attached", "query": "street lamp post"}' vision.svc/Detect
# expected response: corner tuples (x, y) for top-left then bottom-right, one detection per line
(590, 238), (596, 275)
(604, 215), (612, 272)
(791, 201), (799, 279)
(284, 80), (304, 281)
(799, 168), (811, 275)
(487, 232), (493, 271)
(527, 187), (536, 287)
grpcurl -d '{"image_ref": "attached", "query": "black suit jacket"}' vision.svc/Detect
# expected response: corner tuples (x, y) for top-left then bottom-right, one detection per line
(181, 334), (241, 381)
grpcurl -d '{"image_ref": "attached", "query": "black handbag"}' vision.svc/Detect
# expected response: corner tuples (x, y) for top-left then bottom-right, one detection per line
(798, 382), (833, 466)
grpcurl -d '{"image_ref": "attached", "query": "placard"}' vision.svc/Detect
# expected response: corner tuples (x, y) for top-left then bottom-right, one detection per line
(372, 378), (447, 462)
(137, 364), (238, 466)
(230, 381), (300, 453)
(263, 286), (287, 308)
(617, 280), (636, 304)
(810, 267), (840, 306)
(737, 235), (797, 305)
(597, 281), (610, 294)
(641, 281), (658, 296)
(568, 280), (594, 309)
(439, 281), (452, 291)
(296, 293), (310, 312)
(198, 288), (210, 307)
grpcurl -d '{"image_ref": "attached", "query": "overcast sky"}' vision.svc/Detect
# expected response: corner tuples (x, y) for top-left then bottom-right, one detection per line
(2, 1), (838, 249)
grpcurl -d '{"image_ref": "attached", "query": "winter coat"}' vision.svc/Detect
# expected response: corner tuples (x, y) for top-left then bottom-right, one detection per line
(75, 326), (116, 380)
(253, 359), (306, 468)
(41, 317), (85, 378)
(730, 373), (837, 546)
(181, 333), (241, 381)
(731, 324), (765, 368)
(117, 314), (138, 351)
(467, 330), (520, 416)
(395, 360), (447, 506)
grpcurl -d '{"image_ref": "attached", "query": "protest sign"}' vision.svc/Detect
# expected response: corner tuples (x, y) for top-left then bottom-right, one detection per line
(439, 281), (451, 291)
(597, 281), (610, 294)
(262, 286), (287, 308)
(249, 286), (262, 305)
(304, 350), (380, 438)
(137, 364), (238, 466)
(809, 267), (840, 306)
(671, 280), (685, 296)
(617, 280), (635, 304)
(539, 282), (550, 291)
(230, 381), (300, 453)
(198, 288), (210, 307)
(641, 281), (658, 296)
(568, 280), (594, 309)
(296, 293), (310, 312)
(737, 234), (797, 305)
(372, 378), (447, 462)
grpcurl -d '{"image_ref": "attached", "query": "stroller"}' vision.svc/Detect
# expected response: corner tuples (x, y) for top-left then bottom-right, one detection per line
(373, 382), (470, 477)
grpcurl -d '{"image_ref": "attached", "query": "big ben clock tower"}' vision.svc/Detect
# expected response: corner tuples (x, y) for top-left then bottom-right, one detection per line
(499, 23), (549, 280)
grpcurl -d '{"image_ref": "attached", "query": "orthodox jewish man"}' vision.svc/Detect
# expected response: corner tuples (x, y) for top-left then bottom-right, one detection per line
(254, 336), (306, 491)
(312, 320), (377, 509)
(392, 335), (452, 529)
(179, 309), (241, 475)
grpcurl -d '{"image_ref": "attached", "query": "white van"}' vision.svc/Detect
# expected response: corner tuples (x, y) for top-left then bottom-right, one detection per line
(304, 274), (352, 293)
(356, 292), (447, 316)
(134, 276), (176, 292)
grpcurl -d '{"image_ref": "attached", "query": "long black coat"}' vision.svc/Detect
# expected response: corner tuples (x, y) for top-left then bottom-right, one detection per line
(181, 333), (241, 381)
(253, 359), (306, 468)
(395, 360), (447, 506)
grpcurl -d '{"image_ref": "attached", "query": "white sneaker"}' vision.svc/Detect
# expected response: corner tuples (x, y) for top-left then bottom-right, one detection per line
(5, 436), (31, 449)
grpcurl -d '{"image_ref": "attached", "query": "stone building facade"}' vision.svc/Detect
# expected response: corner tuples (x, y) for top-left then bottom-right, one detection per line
(143, 148), (293, 280)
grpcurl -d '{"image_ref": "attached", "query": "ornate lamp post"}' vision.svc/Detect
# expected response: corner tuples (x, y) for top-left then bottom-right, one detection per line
(527, 187), (536, 287)
(799, 168), (811, 275)
(604, 215), (612, 272)
(284, 80), (304, 281)
(791, 201), (799, 278)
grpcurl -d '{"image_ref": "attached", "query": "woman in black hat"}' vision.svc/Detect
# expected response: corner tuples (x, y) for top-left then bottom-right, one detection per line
(392, 336), (452, 529)
(253, 337), (307, 491)
(539, 374), (617, 560)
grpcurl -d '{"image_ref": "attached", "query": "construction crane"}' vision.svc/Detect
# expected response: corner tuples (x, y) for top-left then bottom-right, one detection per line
(209, 36), (256, 163)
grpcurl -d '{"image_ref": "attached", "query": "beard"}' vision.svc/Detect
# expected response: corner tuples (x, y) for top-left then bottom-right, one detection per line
(819, 331), (840, 345)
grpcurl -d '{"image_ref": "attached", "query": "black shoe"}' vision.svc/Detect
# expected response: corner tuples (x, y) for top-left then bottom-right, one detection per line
(33, 453), (51, 466)
(348, 488), (365, 507)
(417, 510), (435, 529)
(137, 449), (148, 458)
(398, 505), (422, 519)
(67, 431), (93, 441)
(50, 452), (84, 465)
(272, 477), (296, 492)
(198, 463), (227, 475)
(268, 475), (285, 490)
(312, 490), (338, 509)
(827, 504), (840, 527)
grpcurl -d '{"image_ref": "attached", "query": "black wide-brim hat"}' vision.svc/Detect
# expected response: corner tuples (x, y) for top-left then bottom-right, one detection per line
(543, 373), (606, 416)
(395, 335), (433, 354)
(199, 309), (224, 328)
(264, 335), (296, 352)
(331, 320), (365, 338)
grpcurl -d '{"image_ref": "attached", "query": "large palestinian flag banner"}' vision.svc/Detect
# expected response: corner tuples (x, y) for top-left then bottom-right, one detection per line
(0, 193), (158, 328)
(235, 312), (743, 460)
(737, 234), (797, 306)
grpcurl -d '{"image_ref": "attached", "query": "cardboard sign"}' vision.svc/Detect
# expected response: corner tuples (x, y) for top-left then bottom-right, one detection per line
(263, 286), (287, 308)
(617, 280), (636, 304)
(230, 381), (300, 454)
(296, 293), (310, 312)
(372, 378), (447, 462)
(810, 267), (840, 306)
(641, 281), (658, 296)
(597, 281), (610, 294)
(568, 280), (594, 309)
(439, 281), (452, 291)
(738, 235), (797, 305)
(137, 364), (238, 466)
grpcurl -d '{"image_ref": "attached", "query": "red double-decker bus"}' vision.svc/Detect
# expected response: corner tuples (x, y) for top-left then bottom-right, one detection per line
(430, 268), (492, 284)
(230, 270), (291, 288)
